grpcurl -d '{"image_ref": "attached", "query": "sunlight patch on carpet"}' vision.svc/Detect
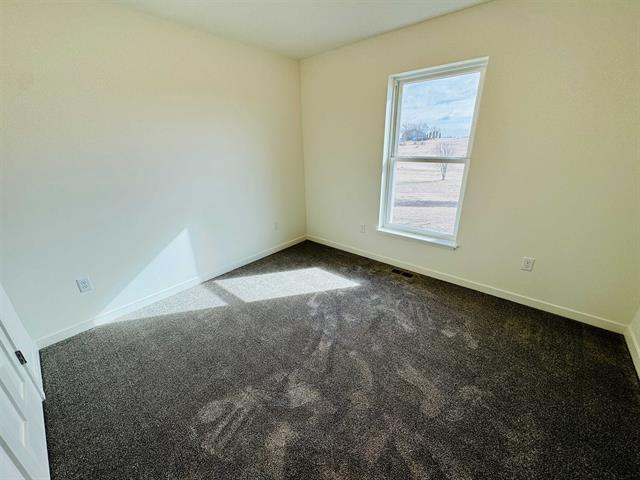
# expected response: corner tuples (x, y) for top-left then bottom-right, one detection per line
(215, 267), (359, 302)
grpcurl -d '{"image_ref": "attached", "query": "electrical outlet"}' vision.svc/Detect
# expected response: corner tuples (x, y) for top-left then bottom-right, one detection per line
(76, 277), (93, 293)
(360, 224), (366, 234)
(520, 257), (535, 272)
(273, 222), (279, 231)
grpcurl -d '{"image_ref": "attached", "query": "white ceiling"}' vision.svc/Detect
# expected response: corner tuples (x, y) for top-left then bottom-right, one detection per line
(116, 0), (488, 59)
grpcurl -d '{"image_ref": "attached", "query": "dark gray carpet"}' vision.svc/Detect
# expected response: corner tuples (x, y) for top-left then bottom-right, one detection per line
(41, 241), (640, 480)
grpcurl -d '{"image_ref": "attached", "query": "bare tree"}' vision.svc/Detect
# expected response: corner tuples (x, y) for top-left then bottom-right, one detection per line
(438, 141), (454, 180)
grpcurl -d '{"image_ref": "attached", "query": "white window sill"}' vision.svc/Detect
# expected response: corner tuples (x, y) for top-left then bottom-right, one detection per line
(377, 226), (458, 250)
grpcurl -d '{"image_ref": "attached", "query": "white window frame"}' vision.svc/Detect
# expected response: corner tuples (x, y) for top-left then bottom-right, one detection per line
(378, 57), (488, 249)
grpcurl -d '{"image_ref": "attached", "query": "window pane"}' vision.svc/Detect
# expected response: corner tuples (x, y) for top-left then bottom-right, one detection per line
(397, 71), (481, 158)
(391, 162), (465, 235)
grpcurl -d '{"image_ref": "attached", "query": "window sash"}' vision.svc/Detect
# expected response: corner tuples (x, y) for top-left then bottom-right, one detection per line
(381, 158), (468, 242)
(378, 57), (488, 244)
(390, 156), (467, 164)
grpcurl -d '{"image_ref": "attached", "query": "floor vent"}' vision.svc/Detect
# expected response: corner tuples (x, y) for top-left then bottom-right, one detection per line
(391, 268), (414, 278)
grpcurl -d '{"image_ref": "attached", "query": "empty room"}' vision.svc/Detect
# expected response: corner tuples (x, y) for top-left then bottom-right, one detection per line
(1, 0), (639, 478)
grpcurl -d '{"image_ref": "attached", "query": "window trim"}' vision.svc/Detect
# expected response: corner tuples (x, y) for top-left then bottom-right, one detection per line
(378, 57), (488, 249)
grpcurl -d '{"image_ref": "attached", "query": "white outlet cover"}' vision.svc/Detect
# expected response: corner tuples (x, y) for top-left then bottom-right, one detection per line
(76, 277), (94, 293)
(521, 257), (535, 272)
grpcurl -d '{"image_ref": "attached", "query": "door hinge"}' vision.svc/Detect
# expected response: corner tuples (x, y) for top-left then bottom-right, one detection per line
(15, 350), (27, 365)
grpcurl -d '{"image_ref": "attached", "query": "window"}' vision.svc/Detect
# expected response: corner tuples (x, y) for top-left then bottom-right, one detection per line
(378, 57), (487, 248)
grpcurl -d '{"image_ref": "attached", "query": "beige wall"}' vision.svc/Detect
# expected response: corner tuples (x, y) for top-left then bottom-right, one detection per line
(0, 1), (306, 341)
(632, 307), (640, 347)
(301, 0), (640, 329)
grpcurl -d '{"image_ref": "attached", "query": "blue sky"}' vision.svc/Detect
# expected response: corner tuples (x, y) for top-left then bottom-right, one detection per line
(399, 71), (480, 138)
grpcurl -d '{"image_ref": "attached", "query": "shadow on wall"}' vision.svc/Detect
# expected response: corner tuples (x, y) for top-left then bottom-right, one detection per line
(99, 228), (203, 317)
(47, 224), (236, 337)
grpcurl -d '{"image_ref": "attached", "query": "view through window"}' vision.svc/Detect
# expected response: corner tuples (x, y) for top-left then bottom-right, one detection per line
(380, 58), (487, 245)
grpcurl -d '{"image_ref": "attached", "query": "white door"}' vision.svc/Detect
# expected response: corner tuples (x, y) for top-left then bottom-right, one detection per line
(0, 286), (50, 480)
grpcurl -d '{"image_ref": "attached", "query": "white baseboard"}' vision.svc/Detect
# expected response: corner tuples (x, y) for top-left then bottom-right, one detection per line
(306, 234), (628, 334)
(624, 327), (640, 379)
(36, 235), (307, 349)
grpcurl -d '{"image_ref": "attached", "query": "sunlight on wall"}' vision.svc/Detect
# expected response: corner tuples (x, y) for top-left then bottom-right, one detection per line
(215, 267), (359, 302)
(100, 229), (201, 317)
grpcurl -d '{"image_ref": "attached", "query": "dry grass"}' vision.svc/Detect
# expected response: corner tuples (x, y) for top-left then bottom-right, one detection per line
(391, 162), (464, 235)
(397, 137), (468, 158)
